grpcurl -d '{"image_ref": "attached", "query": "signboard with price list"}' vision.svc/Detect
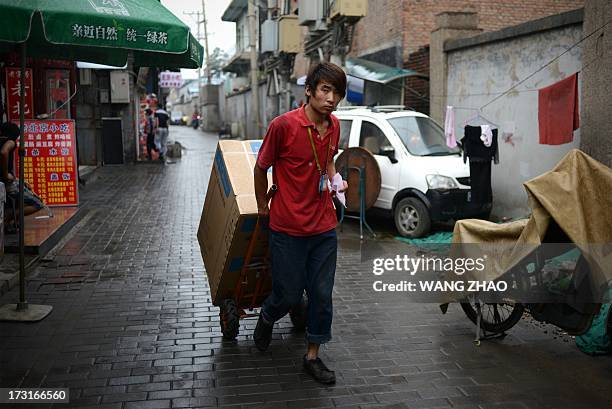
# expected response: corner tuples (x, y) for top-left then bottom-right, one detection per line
(14, 120), (79, 206)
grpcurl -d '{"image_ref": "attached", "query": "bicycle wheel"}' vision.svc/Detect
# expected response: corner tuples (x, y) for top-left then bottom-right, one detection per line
(461, 301), (525, 334)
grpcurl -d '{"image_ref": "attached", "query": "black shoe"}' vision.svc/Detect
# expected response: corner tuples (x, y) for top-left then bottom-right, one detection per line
(303, 355), (336, 385)
(253, 313), (273, 352)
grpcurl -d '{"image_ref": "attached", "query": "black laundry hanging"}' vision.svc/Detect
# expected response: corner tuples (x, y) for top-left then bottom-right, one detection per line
(461, 125), (499, 213)
(469, 160), (492, 206)
(461, 125), (499, 164)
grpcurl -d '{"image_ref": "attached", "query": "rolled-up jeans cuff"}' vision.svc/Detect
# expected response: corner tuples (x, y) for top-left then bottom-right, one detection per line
(306, 331), (331, 345)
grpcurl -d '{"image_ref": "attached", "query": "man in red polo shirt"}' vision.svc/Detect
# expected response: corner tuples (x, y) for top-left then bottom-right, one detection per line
(253, 62), (347, 384)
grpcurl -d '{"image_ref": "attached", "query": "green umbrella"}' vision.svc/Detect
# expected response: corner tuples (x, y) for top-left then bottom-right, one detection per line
(0, 0), (204, 68)
(0, 0), (203, 321)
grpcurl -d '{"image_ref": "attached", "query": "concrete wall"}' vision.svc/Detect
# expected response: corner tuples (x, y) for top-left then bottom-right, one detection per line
(200, 84), (220, 131)
(223, 83), (268, 139)
(580, 0), (612, 167)
(221, 80), (306, 139)
(430, 12), (481, 123)
(444, 10), (583, 218)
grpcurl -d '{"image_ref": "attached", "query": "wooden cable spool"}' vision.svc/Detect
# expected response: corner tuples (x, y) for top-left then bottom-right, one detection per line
(334, 147), (382, 212)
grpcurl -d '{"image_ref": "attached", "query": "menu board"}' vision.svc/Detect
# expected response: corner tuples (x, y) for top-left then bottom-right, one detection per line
(15, 120), (79, 206)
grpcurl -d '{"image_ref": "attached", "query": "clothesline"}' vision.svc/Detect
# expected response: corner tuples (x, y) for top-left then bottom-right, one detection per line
(385, 52), (600, 103)
(446, 49), (603, 114)
(479, 16), (611, 110)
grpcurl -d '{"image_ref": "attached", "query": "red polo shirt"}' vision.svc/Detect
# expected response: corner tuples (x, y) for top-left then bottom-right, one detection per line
(257, 105), (340, 236)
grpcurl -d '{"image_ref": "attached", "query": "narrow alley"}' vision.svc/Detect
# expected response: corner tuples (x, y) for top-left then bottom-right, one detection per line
(0, 126), (610, 409)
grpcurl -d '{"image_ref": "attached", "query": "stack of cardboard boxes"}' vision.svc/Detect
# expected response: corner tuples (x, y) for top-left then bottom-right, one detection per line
(197, 140), (273, 306)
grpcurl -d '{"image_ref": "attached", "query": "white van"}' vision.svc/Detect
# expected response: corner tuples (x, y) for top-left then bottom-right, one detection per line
(333, 106), (490, 238)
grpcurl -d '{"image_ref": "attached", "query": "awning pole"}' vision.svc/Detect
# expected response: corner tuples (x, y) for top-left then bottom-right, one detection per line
(17, 42), (27, 311)
(0, 43), (53, 322)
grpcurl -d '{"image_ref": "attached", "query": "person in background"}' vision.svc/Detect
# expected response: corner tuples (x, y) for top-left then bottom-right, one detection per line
(253, 62), (348, 385)
(144, 108), (157, 160)
(0, 122), (45, 231)
(154, 107), (170, 161)
(191, 111), (200, 130)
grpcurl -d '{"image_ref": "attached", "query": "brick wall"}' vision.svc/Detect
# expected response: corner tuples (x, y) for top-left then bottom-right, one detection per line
(350, 0), (404, 66)
(349, 0), (583, 113)
(404, 46), (429, 114)
(350, 0), (584, 64)
(402, 0), (584, 58)
(348, 0), (583, 114)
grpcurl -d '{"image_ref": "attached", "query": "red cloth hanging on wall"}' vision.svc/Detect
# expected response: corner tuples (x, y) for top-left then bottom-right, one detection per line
(538, 73), (580, 145)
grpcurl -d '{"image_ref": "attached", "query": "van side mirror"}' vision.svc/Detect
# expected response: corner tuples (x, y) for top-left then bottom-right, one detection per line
(379, 146), (398, 164)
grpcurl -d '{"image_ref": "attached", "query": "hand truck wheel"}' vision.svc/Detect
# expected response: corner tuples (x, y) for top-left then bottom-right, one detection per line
(219, 299), (240, 340)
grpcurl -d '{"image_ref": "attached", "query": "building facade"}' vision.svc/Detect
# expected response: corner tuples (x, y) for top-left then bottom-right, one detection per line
(167, 79), (200, 122)
(349, 0), (584, 115)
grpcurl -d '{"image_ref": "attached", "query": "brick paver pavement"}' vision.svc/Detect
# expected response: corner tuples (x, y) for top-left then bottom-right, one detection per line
(0, 126), (610, 409)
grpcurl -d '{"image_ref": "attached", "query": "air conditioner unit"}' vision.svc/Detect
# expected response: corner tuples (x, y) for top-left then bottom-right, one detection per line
(330, 0), (367, 19)
(261, 19), (278, 52)
(278, 15), (300, 53)
(298, 0), (323, 26)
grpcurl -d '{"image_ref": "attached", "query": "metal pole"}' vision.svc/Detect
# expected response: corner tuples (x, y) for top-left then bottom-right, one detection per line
(248, 0), (261, 139)
(0, 41), (51, 322)
(17, 42), (27, 311)
(202, 0), (212, 84)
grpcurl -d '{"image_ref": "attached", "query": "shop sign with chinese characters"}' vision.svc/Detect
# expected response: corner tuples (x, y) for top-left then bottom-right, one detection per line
(15, 120), (79, 206)
(159, 71), (183, 88)
(5, 67), (34, 122)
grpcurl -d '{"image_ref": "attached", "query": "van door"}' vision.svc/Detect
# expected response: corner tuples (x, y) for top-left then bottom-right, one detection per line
(357, 119), (400, 210)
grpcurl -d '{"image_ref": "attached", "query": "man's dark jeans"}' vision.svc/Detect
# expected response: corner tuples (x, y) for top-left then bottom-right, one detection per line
(261, 228), (337, 344)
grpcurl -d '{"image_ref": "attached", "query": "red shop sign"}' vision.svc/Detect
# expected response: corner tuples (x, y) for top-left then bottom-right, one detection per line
(14, 120), (79, 207)
(5, 67), (34, 122)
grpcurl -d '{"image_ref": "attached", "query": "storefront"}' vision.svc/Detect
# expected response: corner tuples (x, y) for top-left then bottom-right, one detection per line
(1, 53), (80, 207)
(2, 54), (76, 122)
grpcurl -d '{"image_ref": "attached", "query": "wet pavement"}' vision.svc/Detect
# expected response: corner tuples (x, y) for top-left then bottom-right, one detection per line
(0, 125), (610, 409)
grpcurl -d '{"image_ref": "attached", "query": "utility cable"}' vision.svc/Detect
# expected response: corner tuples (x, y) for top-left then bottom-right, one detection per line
(479, 15), (612, 110)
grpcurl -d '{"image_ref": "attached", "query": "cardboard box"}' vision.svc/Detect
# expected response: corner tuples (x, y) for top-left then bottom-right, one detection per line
(197, 140), (273, 306)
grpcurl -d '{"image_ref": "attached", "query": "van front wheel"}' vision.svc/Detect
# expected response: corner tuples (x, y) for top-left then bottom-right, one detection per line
(394, 197), (431, 238)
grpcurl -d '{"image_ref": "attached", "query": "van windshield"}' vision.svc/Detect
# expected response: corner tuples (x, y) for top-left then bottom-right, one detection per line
(388, 116), (460, 156)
